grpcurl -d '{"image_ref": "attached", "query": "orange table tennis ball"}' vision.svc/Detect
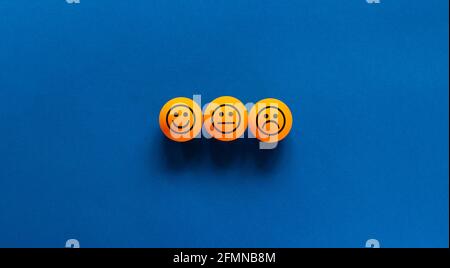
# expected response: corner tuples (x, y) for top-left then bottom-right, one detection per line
(203, 96), (248, 141)
(248, 98), (293, 143)
(159, 97), (203, 142)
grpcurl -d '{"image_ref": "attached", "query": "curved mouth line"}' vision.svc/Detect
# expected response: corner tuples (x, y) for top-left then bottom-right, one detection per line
(261, 120), (280, 129)
(172, 120), (190, 129)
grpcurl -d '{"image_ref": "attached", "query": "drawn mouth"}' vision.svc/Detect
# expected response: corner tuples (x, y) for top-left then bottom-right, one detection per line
(261, 120), (280, 130)
(213, 121), (238, 134)
(172, 120), (190, 130)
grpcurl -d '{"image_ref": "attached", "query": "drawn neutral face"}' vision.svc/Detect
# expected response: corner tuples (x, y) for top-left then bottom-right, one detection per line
(249, 98), (292, 143)
(204, 96), (248, 141)
(211, 104), (241, 134)
(159, 97), (202, 142)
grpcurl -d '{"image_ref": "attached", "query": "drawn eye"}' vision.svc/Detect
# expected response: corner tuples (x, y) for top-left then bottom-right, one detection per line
(228, 112), (233, 117)
(273, 113), (278, 119)
(219, 112), (224, 117)
(174, 112), (179, 117)
(264, 114), (269, 119)
(183, 112), (188, 117)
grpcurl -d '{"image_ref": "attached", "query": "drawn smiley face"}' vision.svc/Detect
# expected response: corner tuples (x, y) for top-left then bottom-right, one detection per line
(204, 96), (248, 141)
(159, 97), (202, 142)
(248, 98), (292, 143)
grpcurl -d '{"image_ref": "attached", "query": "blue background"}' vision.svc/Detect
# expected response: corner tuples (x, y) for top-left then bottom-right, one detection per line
(0, 0), (448, 248)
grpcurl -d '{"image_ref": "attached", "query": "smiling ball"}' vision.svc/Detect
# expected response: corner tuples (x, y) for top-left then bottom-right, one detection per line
(159, 97), (203, 142)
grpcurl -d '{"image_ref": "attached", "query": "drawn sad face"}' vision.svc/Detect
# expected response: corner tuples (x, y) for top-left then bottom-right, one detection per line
(249, 98), (293, 143)
(204, 96), (248, 141)
(256, 106), (287, 136)
(159, 97), (202, 142)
